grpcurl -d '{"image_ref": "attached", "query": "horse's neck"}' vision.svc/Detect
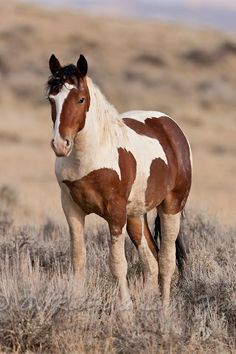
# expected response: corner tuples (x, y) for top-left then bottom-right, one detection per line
(74, 78), (124, 153)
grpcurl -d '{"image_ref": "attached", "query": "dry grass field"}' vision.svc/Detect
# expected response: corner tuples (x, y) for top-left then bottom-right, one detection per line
(0, 202), (235, 353)
(0, 1), (236, 353)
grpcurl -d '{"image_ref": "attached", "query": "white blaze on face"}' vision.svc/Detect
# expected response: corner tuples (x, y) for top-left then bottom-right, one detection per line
(49, 83), (75, 143)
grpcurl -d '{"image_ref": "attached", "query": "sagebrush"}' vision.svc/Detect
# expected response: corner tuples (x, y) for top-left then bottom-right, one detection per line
(0, 207), (235, 353)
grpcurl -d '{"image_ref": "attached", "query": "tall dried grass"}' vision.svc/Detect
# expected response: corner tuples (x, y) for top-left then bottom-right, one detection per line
(0, 206), (235, 353)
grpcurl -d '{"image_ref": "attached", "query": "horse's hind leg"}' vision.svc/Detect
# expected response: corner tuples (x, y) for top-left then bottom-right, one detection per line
(158, 207), (181, 306)
(127, 214), (159, 290)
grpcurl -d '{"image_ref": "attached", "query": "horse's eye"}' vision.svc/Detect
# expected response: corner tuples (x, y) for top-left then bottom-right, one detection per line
(78, 97), (85, 104)
(47, 97), (52, 103)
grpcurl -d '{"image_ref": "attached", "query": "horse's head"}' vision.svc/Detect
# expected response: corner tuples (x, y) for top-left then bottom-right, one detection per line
(47, 54), (90, 157)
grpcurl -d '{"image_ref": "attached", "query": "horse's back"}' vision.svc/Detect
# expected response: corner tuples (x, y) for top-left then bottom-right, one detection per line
(120, 110), (191, 167)
(120, 110), (169, 122)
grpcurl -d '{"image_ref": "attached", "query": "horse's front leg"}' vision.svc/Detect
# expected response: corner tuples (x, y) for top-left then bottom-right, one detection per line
(61, 188), (86, 279)
(107, 199), (132, 311)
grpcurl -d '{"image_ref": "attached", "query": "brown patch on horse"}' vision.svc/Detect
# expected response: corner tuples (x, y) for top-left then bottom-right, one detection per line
(145, 158), (170, 211)
(63, 169), (119, 214)
(127, 216), (142, 247)
(59, 78), (90, 140)
(63, 149), (136, 236)
(118, 147), (137, 200)
(50, 100), (56, 124)
(143, 214), (159, 260)
(127, 215), (158, 260)
(123, 116), (192, 214)
(63, 168), (126, 235)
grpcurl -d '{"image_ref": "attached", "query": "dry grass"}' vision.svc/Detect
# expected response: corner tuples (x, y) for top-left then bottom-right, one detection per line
(0, 202), (235, 353)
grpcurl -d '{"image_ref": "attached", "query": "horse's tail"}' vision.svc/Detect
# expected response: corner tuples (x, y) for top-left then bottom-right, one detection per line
(154, 212), (187, 277)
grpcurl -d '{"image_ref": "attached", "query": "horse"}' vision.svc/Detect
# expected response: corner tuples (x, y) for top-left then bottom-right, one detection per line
(46, 54), (192, 310)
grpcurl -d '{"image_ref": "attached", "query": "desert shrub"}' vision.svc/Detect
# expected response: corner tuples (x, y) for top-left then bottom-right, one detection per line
(0, 209), (13, 235)
(182, 48), (217, 65)
(134, 53), (165, 66)
(0, 208), (234, 353)
(0, 185), (17, 208)
(218, 40), (236, 56)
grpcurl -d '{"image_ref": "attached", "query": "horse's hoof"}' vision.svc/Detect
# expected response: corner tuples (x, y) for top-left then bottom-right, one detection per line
(119, 299), (133, 311)
(117, 299), (134, 322)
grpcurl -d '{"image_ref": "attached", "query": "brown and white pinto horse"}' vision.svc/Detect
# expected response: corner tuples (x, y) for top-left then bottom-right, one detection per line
(47, 54), (192, 309)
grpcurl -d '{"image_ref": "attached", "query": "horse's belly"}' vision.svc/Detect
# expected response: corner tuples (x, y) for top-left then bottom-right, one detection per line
(127, 180), (167, 217)
(126, 198), (147, 216)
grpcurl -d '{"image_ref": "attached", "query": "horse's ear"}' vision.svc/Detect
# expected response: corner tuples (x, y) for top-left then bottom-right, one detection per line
(77, 54), (88, 77)
(49, 54), (61, 75)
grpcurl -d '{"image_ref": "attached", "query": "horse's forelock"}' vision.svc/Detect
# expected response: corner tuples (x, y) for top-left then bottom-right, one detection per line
(47, 64), (79, 91)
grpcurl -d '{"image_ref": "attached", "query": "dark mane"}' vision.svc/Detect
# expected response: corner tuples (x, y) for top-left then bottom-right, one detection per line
(47, 64), (79, 91)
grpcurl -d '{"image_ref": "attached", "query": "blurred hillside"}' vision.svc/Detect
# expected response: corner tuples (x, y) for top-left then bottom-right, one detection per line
(0, 1), (236, 224)
(24, 0), (236, 31)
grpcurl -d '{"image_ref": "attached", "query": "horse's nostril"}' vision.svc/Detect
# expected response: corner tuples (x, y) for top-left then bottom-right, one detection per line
(51, 139), (55, 147)
(65, 139), (70, 147)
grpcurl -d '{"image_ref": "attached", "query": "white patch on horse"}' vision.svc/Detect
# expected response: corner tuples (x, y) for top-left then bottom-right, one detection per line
(120, 110), (169, 122)
(78, 145), (121, 180)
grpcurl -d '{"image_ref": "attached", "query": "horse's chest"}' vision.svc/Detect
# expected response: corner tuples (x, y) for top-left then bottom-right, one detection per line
(63, 168), (125, 224)
(55, 148), (121, 183)
(55, 156), (80, 184)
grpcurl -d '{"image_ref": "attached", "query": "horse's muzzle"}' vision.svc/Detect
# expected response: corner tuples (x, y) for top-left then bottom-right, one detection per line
(51, 137), (72, 157)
